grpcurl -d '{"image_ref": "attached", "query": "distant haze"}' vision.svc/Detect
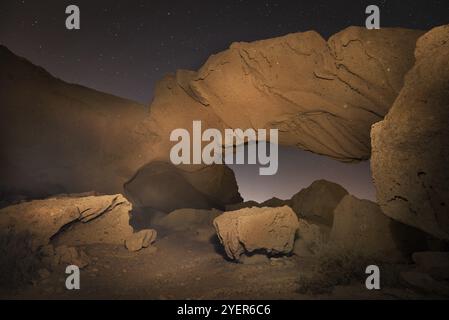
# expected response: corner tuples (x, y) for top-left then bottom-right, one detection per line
(228, 144), (376, 202)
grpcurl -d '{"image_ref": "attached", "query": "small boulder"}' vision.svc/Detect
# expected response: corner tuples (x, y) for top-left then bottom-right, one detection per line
(290, 180), (348, 226)
(213, 206), (299, 261)
(125, 229), (157, 252)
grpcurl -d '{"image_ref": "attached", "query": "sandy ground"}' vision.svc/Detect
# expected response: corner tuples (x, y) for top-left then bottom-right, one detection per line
(2, 227), (440, 300)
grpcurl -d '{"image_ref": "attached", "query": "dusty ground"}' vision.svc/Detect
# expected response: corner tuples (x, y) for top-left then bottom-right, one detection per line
(1, 227), (440, 300)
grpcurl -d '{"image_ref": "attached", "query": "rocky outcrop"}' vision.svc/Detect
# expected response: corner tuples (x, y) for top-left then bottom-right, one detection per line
(330, 195), (427, 261)
(0, 27), (424, 208)
(371, 25), (449, 240)
(0, 194), (132, 250)
(0, 194), (134, 287)
(124, 161), (242, 212)
(0, 46), (157, 200)
(213, 206), (299, 261)
(149, 27), (423, 162)
(290, 180), (348, 226)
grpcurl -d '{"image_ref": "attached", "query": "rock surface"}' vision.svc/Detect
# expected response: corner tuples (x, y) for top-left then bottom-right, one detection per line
(330, 195), (427, 261)
(213, 206), (299, 260)
(371, 25), (449, 240)
(293, 218), (331, 257)
(125, 229), (157, 252)
(149, 27), (422, 162)
(0, 194), (132, 250)
(1, 27), (424, 208)
(290, 180), (348, 226)
(124, 161), (242, 212)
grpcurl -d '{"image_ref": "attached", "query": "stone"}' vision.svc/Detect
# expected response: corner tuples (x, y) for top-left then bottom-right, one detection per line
(51, 195), (134, 247)
(400, 271), (449, 297)
(293, 218), (331, 257)
(330, 195), (427, 262)
(0, 194), (132, 250)
(213, 206), (299, 260)
(412, 252), (449, 280)
(290, 180), (348, 226)
(124, 161), (242, 213)
(371, 25), (449, 240)
(125, 229), (157, 252)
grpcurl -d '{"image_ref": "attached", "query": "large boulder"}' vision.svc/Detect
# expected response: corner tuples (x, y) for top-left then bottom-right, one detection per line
(330, 195), (427, 261)
(0, 194), (134, 288)
(0, 194), (132, 250)
(124, 161), (242, 213)
(213, 206), (299, 261)
(371, 25), (449, 240)
(290, 180), (348, 226)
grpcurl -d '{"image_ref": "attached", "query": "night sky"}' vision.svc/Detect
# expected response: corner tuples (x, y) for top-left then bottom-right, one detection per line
(1, 0), (448, 202)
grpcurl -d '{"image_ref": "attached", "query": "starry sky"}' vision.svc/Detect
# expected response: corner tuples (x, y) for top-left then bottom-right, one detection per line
(1, 0), (448, 202)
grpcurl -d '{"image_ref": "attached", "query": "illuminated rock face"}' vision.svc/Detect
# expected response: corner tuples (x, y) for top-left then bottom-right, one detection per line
(213, 206), (299, 261)
(0, 194), (133, 250)
(371, 25), (449, 240)
(0, 27), (422, 211)
(149, 27), (423, 162)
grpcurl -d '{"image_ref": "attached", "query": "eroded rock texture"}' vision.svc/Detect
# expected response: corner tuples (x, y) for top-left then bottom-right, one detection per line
(371, 25), (449, 240)
(0, 194), (132, 250)
(213, 206), (299, 260)
(150, 27), (423, 162)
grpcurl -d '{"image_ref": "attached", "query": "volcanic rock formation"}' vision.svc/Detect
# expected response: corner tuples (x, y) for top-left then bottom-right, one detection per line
(371, 25), (449, 240)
